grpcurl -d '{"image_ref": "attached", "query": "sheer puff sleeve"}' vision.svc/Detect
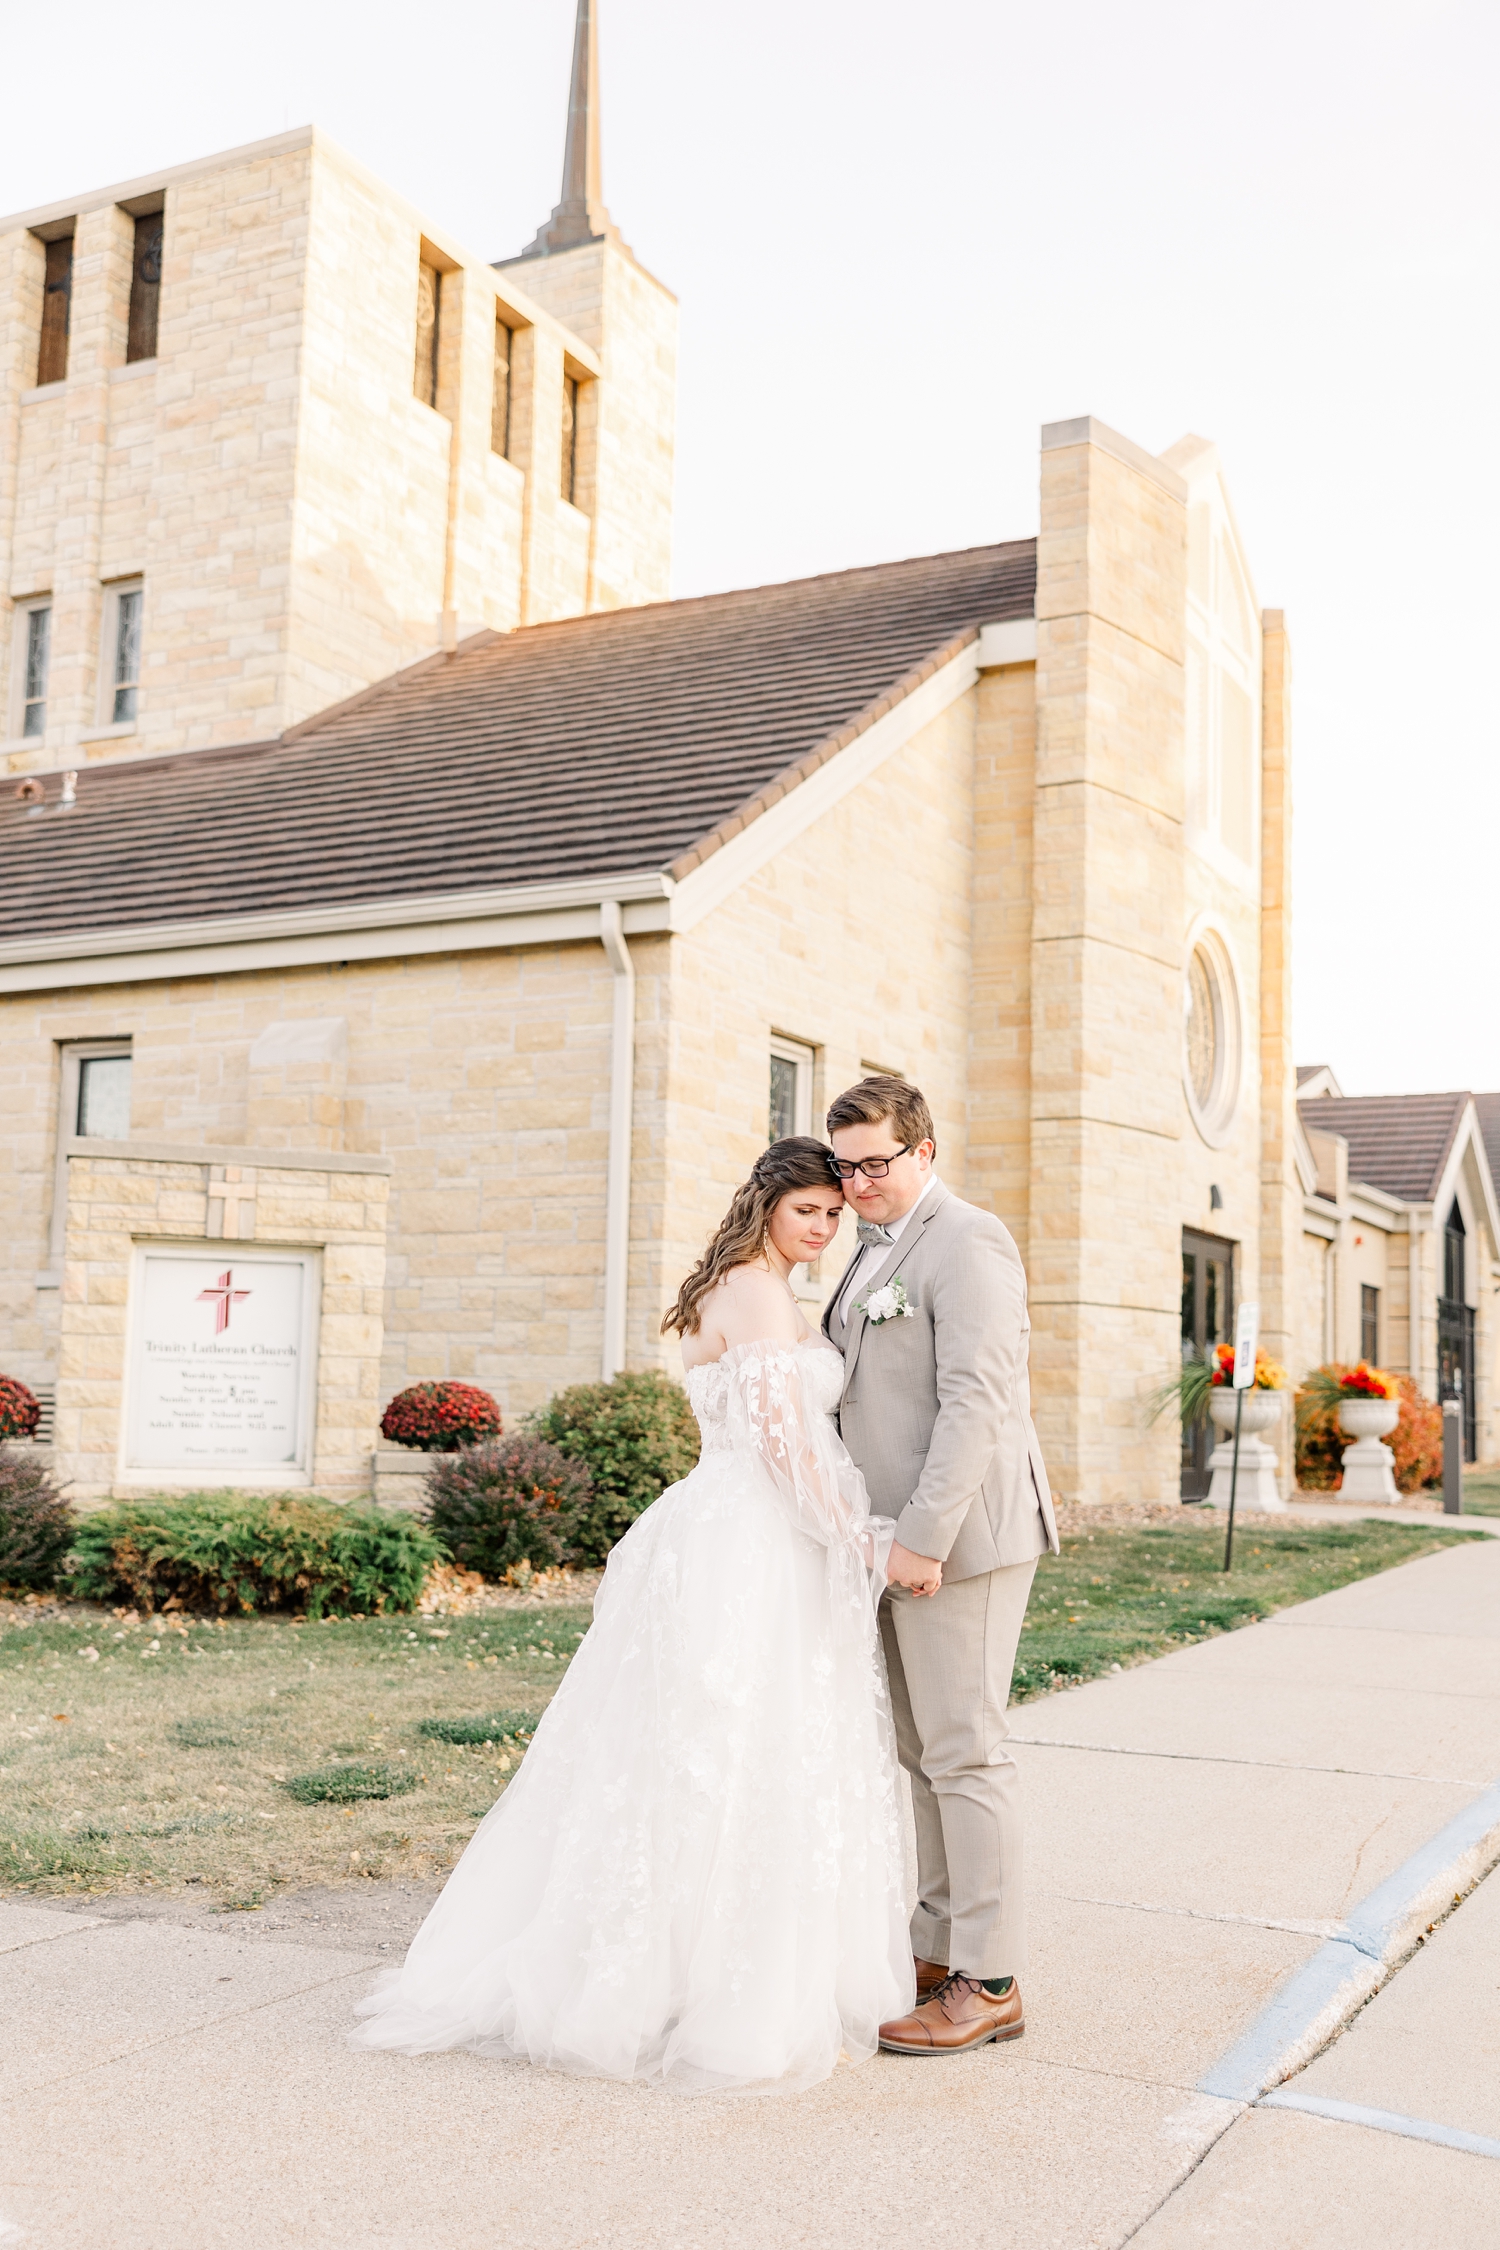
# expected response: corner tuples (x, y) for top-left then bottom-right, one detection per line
(718, 1342), (895, 1600)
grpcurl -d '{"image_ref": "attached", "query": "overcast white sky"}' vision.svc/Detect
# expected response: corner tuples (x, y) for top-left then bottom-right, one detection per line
(5, 1), (1497, 1096)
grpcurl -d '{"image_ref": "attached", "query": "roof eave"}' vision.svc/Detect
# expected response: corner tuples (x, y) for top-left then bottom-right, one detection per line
(0, 872), (676, 995)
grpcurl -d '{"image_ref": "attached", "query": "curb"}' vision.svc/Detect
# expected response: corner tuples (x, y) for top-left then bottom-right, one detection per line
(1199, 1777), (1500, 2102)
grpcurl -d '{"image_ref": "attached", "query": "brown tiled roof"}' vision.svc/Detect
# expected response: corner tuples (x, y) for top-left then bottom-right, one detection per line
(1297, 1093), (1470, 1203)
(0, 541), (1034, 942)
(1296, 1063), (1331, 1086)
(1474, 1095), (1500, 1199)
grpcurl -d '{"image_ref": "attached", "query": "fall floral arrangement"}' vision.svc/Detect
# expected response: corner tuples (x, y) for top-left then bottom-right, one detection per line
(1208, 1344), (1289, 1391)
(379, 1381), (503, 1452)
(0, 1376), (41, 1442)
(1295, 1363), (1440, 1492)
(1326, 1360), (1400, 1400)
(1148, 1343), (1287, 1431)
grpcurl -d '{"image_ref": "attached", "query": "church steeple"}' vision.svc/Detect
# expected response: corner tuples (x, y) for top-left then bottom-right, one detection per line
(519, 0), (628, 260)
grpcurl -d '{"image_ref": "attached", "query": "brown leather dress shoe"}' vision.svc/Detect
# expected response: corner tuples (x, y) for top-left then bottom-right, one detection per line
(879, 1972), (1025, 2056)
(914, 1955), (949, 2000)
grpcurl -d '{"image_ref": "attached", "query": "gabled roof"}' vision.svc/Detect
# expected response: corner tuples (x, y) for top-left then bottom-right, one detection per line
(0, 541), (1034, 945)
(1296, 1092), (1470, 1204)
(1296, 1063), (1343, 1098)
(1474, 1095), (1500, 1201)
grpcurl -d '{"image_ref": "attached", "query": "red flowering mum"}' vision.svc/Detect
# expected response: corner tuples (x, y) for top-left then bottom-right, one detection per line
(380, 1381), (502, 1452)
(0, 1377), (41, 1442)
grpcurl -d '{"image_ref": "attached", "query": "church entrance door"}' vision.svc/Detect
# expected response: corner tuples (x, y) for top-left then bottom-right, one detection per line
(1181, 1229), (1236, 1501)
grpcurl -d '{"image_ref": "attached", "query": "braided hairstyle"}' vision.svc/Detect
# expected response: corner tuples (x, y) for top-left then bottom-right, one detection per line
(661, 1137), (840, 1337)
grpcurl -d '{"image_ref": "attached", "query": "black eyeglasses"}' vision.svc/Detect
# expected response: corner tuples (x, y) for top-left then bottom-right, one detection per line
(828, 1144), (913, 1181)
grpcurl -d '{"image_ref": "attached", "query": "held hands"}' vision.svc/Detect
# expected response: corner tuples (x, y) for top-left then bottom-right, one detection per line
(887, 1540), (942, 1598)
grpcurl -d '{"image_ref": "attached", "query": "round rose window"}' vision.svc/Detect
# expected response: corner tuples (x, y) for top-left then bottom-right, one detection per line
(1182, 930), (1241, 1146)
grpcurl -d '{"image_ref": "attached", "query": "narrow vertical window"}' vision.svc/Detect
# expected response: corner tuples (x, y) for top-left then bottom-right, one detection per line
(22, 605), (51, 737)
(111, 587), (142, 723)
(1360, 1283), (1379, 1363)
(36, 236), (74, 385)
(492, 318), (512, 458)
(126, 211), (163, 364)
(77, 1053), (133, 1138)
(768, 1037), (815, 1143)
(50, 1037), (133, 1269)
(561, 375), (579, 503)
(414, 261), (440, 407)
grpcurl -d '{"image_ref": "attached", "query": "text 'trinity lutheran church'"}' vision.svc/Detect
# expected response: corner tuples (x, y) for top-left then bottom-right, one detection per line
(2, 2), (1494, 1508)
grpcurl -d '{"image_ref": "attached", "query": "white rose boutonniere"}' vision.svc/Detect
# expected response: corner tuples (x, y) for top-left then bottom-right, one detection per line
(859, 1277), (915, 1326)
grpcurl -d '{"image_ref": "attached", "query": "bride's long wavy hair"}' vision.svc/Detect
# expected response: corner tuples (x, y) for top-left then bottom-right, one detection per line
(661, 1137), (841, 1338)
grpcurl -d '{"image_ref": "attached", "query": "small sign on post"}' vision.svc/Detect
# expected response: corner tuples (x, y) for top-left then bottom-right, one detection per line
(1224, 1301), (1259, 1573)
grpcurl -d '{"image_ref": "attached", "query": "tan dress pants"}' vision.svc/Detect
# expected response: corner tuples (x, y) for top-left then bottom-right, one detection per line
(879, 1558), (1038, 1981)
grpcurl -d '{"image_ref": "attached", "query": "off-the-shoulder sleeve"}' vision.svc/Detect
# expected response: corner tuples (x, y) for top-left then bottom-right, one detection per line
(719, 1342), (895, 1594)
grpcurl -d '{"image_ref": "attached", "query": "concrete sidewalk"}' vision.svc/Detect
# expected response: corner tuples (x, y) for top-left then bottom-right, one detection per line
(2, 1536), (1498, 2249)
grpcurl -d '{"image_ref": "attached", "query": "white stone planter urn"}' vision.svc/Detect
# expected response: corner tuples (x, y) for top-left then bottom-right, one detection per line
(1205, 1387), (1288, 1511)
(1337, 1396), (1401, 1503)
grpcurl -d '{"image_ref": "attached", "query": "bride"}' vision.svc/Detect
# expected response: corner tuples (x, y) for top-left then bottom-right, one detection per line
(352, 1137), (941, 2095)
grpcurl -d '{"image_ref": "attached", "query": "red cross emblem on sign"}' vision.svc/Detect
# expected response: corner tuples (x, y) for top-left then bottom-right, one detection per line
(198, 1269), (251, 1335)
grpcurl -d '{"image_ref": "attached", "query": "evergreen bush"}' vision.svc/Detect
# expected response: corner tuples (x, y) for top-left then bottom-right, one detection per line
(67, 1493), (441, 1616)
(0, 1444), (75, 1589)
(380, 1381), (502, 1451)
(530, 1368), (700, 1563)
(423, 1435), (591, 1577)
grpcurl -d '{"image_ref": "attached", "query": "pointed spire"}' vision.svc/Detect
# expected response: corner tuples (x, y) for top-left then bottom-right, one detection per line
(519, 0), (626, 259)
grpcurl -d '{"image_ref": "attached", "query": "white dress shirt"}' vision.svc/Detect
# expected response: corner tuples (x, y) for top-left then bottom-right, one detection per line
(833, 1170), (939, 1323)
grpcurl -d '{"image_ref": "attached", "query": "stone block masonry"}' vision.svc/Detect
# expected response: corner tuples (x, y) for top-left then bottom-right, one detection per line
(0, 127), (677, 775)
(54, 1142), (389, 1503)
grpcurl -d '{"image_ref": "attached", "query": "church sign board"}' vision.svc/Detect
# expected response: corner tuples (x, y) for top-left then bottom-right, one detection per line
(123, 1245), (321, 1484)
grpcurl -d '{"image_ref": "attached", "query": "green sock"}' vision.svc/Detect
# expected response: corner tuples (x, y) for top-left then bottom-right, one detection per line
(980, 1977), (1013, 1996)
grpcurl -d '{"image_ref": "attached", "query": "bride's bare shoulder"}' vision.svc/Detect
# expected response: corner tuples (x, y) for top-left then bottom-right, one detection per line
(699, 1264), (801, 1348)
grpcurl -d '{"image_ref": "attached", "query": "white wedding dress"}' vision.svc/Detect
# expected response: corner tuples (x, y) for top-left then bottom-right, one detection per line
(352, 1340), (913, 2095)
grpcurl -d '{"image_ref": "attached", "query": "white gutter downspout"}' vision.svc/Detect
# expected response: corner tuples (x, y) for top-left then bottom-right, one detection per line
(600, 899), (635, 1380)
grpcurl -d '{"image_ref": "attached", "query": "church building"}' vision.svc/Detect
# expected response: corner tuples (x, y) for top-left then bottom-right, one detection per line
(7, 3), (1477, 1511)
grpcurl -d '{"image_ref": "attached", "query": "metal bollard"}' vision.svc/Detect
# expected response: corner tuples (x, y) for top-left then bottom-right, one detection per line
(1442, 1401), (1463, 1516)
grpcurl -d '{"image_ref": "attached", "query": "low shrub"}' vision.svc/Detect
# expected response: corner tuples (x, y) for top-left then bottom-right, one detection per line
(417, 1711), (537, 1746)
(380, 1381), (502, 1452)
(1389, 1376), (1444, 1491)
(530, 1368), (700, 1563)
(1295, 1365), (1443, 1494)
(0, 1377), (41, 1441)
(423, 1435), (591, 1577)
(0, 1444), (75, 1589)
(282, 1762), (417, 1805)
(67, 1493), (442, 1617)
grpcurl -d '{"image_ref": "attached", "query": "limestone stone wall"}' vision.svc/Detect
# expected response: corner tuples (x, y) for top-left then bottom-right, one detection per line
(966, 661), (1036, 1255)
(55, 1144), (389, 1501)
(627, 692), (980, 1369)
(1, 130), (678, 777)
(1, 140), (313, 769)
(1032, 422), (1189, 1504)
(507, 238), (676, 614)
(0, 943), (619, 1434)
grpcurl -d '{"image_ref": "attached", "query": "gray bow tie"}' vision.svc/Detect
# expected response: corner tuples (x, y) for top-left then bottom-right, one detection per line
(855, 1219), (893, 1249)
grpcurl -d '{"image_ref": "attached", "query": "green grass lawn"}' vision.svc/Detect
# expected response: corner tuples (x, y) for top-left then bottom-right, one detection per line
(0, 1605), (589, 1905)
(1011, 1512), (1482, 1700)
(1, 1513), (1481, 1905)
(1448, 1468), (1500, 1517)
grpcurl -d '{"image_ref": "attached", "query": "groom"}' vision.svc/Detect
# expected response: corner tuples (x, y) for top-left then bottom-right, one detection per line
(823, 1075), (1058, 2056)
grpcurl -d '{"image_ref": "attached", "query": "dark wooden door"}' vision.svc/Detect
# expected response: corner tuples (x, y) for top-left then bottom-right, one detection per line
(1181, 1229), (1235, 1500)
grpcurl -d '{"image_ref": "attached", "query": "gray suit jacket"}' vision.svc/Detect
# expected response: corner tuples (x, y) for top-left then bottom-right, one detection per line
(823, 1178), (1058, 1578)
